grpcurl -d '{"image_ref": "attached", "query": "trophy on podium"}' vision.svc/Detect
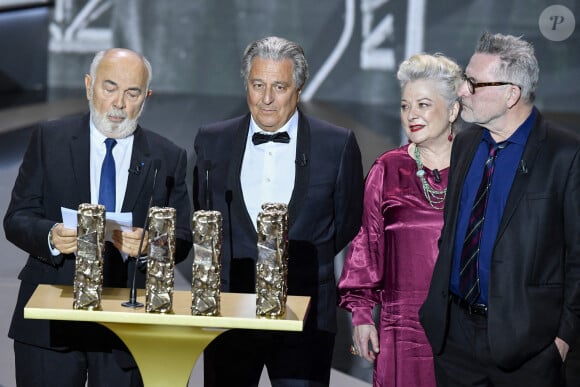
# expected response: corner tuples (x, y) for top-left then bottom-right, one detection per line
(256, 203), (289, 317)
(191, 210), (222, 316)
(145, 207), (176, 313)
(73, 203), (106, 310)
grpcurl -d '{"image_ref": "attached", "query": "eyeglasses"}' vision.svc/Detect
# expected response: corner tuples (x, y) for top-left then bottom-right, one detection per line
(463, 73), (519, 95)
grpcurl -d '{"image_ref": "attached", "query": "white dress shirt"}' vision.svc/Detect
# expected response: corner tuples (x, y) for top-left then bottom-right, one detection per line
(241, 111), (298, 230)
(49, 118), (134, 255)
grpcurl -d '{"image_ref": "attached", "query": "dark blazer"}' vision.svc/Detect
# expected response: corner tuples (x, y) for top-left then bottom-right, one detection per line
(193, 111), (364, 332)
(4, 113), (193, 349)
(419, 111), (580, 369)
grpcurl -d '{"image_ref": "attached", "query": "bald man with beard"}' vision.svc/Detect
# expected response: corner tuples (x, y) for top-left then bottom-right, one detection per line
(4, 48), (192, 387)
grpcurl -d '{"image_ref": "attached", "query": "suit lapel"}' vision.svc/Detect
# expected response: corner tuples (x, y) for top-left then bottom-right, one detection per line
(122, 126), (153, 212)
(496, 115), (545, 239)
(450, 128), (482, 207)
(459, 133), (481, 179)
(226, 114), (256, 235)
(70, 115), (91, 204)
(288, 111), (310, 229)
(444, 127), (483, 246)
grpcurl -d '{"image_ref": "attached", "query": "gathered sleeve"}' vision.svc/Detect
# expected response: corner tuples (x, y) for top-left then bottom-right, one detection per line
(338, 159), (386, 326)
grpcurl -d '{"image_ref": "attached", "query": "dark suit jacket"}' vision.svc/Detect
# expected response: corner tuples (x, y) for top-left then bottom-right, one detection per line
(193, 111), (364, 332)
(4, 113), (193, 350)
(419, 111), (580, 369)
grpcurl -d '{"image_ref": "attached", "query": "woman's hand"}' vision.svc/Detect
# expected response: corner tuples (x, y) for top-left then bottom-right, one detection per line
(352, 324), (380, 362)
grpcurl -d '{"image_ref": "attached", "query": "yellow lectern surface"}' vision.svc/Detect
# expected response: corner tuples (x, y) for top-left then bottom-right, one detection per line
(24, 284), (310, 331)
(24, 284), (310, 386)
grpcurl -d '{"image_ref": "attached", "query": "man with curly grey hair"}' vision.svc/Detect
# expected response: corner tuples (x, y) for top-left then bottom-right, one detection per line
(193, 36), (364, 386)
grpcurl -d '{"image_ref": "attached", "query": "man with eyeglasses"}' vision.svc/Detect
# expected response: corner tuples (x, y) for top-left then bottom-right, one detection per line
(420, 31), (580, 386)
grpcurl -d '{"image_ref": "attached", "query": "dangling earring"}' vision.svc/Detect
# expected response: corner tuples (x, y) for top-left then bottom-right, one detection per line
(448, 128), (453, 142)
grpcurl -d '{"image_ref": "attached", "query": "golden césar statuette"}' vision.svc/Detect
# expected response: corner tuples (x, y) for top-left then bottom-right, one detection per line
(256, 203), (289, 317)
(145, 207), (176, 313)
(191, 210), (222, 316)
(73, 203), (106, 310)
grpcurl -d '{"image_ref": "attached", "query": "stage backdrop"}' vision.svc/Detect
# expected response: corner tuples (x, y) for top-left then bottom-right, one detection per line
(48, 0), (578, 114)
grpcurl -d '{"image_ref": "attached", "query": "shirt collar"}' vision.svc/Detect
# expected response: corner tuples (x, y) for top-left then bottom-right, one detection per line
(483, 107), (536, 147)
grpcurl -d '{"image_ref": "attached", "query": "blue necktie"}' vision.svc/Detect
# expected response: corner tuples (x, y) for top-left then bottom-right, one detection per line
(98, 138), (117, 211)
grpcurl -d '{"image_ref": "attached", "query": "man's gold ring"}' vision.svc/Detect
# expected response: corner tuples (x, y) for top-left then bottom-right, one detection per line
(349, 344), (359, 356)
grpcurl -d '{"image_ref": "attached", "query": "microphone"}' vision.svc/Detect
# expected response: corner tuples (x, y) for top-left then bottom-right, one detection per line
(433, 169), (441, 183)
(519, 160), (528, 174)
(122, 159), (161, 308)
(204, 161), (212, 210)
(296, 153), (308, 167)
(164, 176), (174, 207)
(128, 161), (144, 175)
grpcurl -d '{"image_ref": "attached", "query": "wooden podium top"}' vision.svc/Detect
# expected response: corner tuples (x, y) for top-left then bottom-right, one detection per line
(25, 284), (310, 332)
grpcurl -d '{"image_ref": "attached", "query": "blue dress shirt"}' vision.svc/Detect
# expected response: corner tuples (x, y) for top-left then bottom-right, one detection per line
(450, 108), (536, 304)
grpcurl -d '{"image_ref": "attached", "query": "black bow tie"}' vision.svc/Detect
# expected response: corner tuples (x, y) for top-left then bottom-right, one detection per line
(252, 131), (291, 145)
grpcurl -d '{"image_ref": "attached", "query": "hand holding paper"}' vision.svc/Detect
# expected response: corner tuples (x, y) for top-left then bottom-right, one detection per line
(61, 207), (133, 243)
(112, 227), (148, 257)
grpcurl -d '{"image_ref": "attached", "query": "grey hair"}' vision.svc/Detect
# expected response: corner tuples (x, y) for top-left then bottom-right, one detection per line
(475, 31), (538, 103)
(397, 53), (463, 108)
(240, 36), (309, 90)
(88, 49), (153, 91)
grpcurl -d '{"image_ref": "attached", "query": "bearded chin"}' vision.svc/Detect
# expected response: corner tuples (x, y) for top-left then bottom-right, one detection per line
(89, 101), (143, 139)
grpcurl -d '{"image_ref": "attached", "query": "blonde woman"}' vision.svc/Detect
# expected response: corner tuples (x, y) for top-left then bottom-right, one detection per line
(338, 53), (462, 387)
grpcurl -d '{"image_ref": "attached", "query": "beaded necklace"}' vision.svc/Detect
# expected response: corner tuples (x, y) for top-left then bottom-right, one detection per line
(413, 145), (447, 210)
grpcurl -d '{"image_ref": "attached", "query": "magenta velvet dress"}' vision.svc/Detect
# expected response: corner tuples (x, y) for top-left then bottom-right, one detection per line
(338, 144), (446, 387)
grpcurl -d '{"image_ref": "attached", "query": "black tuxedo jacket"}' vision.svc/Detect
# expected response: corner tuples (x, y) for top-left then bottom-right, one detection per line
(419, 111), (580, 369)
(193, 111), (364, 332)
(4, 113), (192, 349)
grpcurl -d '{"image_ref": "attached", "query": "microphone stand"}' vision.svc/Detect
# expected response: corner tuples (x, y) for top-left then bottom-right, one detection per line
(122, 161), (160, 308)
(204, 161), (211, 210)
(225, 189), (234, 264)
